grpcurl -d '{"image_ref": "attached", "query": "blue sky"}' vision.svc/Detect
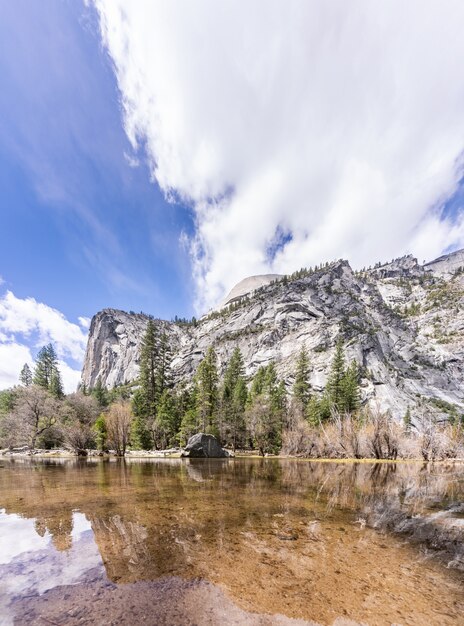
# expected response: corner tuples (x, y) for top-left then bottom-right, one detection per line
(1, 0), (463, 390)
(0, 0), (194, 322)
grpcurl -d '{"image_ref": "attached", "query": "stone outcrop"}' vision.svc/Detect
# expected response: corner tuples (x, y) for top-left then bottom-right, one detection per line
(219, 274), (282, 308)
(80, 250), (464, 422)
(181, 434), (230, 458)
(424, 248), (464, 277)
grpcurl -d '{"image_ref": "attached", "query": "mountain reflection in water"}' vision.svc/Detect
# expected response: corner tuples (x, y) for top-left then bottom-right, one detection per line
(0, 458), (463, 625)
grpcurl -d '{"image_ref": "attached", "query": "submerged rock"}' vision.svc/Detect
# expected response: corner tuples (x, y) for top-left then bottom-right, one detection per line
(181, 433), (230, 458)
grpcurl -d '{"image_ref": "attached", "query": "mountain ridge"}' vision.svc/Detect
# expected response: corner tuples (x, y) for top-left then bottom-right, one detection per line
(81, 249), (464, 422)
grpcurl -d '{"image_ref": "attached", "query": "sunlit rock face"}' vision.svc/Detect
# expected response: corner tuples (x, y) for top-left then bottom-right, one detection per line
(424, 248), (464, 277)
(219, 274), (283, 308)
(81, 250), (464, 421)
(80, 310), (186, 389)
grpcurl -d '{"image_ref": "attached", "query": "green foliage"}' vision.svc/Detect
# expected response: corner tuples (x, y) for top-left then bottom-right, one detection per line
(91, 378), (109, 408)
(132, 321), (175, 447)
(131, 413), (153, 450)
(306, 396), (321, 426)
(341, 360), (360, 413)
(93, 414), (107, 451)
(49, 368), (64, 399)
(138, 319), (159, 417)
(178, 409), (198, 446)
(152, 389), (179, 449)
(424, 280), (463, 311)
(171, 315), (198, 327)
(131, 385), (152, 449)
(246, 362), (285, 455)
(19, 363), (32, 387)
(107, 382), (134, 403)
(157, 332), (173, 394)
(195, 346), (219, 434)
(325, 339), (346, 412)
(221, 347), (248, 449)
(177, 386), (198, 446)
(249, 365), (267, 400)
(403, 406), (412, 433)
(426, 397), (463, 425)
(33, 344), (63, 398)
(306, 341), (361, 424)
(292, 346), (311, 408)
(0, 388), (17, 414)
(306, 394), (331, 425)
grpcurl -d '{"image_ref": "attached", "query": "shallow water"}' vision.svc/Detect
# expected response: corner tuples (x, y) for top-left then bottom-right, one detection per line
(0, 458), (463, 625)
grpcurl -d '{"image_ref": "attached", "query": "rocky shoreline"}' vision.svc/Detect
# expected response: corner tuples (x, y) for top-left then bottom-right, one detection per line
(2, 446), (464, 461)
(0, 434), (235, 459)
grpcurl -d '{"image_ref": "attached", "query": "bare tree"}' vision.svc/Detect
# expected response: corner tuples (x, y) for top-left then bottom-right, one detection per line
(106, 401), (133, 456)
(366, 410), (400, 460)
(10, 386), (61, 449)
(60, 393), (100, 455)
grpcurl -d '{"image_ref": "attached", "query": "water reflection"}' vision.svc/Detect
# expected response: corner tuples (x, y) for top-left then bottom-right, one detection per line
(1, 459), (463, 625)
(0, 511), (104, 625)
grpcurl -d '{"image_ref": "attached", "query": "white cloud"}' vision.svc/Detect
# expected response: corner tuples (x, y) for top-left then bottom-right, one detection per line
(78, 316), (91, 330)
(0, 342), (34, 390)
(93, 0), (464, 311)
(0, 290), (88, 392)
(0, 291), (87, 362)
(0, 512), (51, 564)
(58, 359), (83, 394)
(123, 151), (140, 168)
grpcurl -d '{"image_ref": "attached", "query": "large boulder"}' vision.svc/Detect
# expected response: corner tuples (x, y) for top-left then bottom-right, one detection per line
(181, 433), (230, 458)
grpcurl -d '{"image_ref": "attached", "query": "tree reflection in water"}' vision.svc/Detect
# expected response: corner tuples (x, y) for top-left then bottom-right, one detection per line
(1, 458), (463, 625)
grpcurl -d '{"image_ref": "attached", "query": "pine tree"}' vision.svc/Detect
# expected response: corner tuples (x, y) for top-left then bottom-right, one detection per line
(195, 346), (219, 434)
(152, 389), (179, 449)
(131, 320), (161, 448)
(245, 362), (285, 455)
(325, 339), (346, 412)
(93, 414), (107, 451)
(156, 332), (173, 395)
(92, 377), (109, 408)
(341, 360), (360, 413)
(131, 392), (153, 449)
(273, 380), (287, 415)
(248, 365), (267, 401)
(33, 346), (51, 389)
(264, 361), (278, 393)
(178, 385), (199, 445)
(306, 396), (322, 426)
(403, 406), (412, 433)
(49, 368), (64, 399)
(20, 363), (32, 387)
(231, 377), (248, 447)
(138, 319), (159, 416)
(221, 347), (247, 449)
(293, 346), (310, 408)
(33, 344), (62, 395)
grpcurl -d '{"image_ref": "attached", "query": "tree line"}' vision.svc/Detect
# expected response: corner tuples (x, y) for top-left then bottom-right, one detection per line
(0, 326), (363, 456)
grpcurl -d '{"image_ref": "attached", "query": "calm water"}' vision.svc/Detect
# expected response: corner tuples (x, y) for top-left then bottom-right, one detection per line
(1, 458), (464, 625)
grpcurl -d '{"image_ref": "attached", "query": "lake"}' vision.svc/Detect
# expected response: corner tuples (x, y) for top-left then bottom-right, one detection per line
(1, 458), (463, 625)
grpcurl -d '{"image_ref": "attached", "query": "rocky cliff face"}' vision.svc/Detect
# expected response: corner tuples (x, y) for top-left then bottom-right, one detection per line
(81, 250), (464, 421)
